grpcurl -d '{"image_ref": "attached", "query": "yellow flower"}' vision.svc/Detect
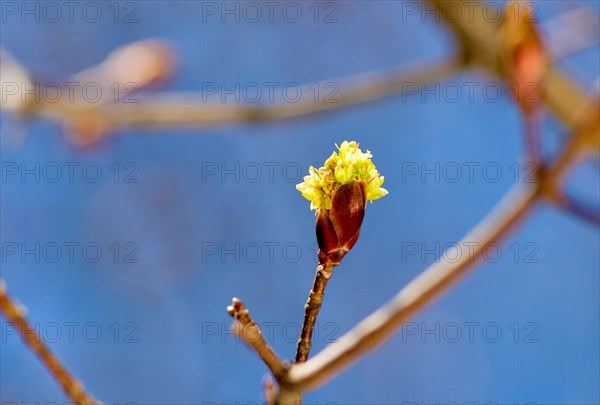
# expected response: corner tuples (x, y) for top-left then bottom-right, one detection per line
(296, 141), (388, 210)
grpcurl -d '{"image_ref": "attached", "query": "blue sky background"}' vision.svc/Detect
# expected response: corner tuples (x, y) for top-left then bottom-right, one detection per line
(1, 1), (599, 404)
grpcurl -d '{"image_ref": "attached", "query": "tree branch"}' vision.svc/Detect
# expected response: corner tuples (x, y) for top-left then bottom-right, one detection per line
(295, 263), (334, 363)
(285, 182), (540, 391)
(1, 52), (463, 129)
(0, 280), (99, 404)
(280, 0), (599, 393)
(227, 297), (287, 380)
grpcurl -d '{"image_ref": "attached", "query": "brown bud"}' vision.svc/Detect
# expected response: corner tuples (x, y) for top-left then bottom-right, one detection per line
(316, 182), (366, 265)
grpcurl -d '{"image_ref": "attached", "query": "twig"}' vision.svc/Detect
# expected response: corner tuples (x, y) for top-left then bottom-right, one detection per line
(0, 279), (99, 405)
(227, 297), (287, 380)
(540, 97), (600, 225)
(285, 183), (540, 391)
(549, 194), (600, 226)
(1, 55), (464, 129)
(295, 263), (335, 363)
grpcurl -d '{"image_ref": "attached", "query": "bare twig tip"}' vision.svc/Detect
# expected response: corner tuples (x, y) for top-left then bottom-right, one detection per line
(232, 297), (244, 311)
(226, 306), (235, 317)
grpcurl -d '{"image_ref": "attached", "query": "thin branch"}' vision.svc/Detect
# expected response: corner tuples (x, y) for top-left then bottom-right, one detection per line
(295, 263), (334, 363)
(538, 95), (599, 224)
(1, 55), (464, 129)
(548, 194), (600, 226)
(0, 279), (99, 405)
(285, 183), (539, 391)
(227, 297), (287, 380)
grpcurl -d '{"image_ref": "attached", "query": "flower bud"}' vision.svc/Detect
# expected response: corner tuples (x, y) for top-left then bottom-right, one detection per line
(297, 141), (387, 266)
(316, 181), (367, 265)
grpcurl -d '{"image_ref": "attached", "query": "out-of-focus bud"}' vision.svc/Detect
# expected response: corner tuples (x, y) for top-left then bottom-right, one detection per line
(100, 39), (177, 88)
(297, 141), (388, 266)
(501, 1), (548, 113)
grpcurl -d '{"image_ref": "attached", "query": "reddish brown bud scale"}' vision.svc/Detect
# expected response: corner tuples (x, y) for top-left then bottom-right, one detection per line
(315, 182), (367, 266)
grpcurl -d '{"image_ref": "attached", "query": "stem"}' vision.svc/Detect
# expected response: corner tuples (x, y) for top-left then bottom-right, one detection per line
(0, 280), (99, 404)
(295, 263), (334, 363)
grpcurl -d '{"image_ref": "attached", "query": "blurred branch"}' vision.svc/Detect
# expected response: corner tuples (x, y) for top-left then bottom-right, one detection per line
(541, 97), (600, 225)
(0, 280), (99, 405)
(1, 3), (597, 135)
(227, 297), (287, 380)
(0, 47), (463, 130)
(427, 0), (598, 223)
(425, 0), (590, 129)
(549, 194), (600, 225)
(70, 59), (464, 128)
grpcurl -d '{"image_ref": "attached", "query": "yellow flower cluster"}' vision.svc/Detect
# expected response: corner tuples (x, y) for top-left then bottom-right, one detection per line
(296, 141), (388, 210)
